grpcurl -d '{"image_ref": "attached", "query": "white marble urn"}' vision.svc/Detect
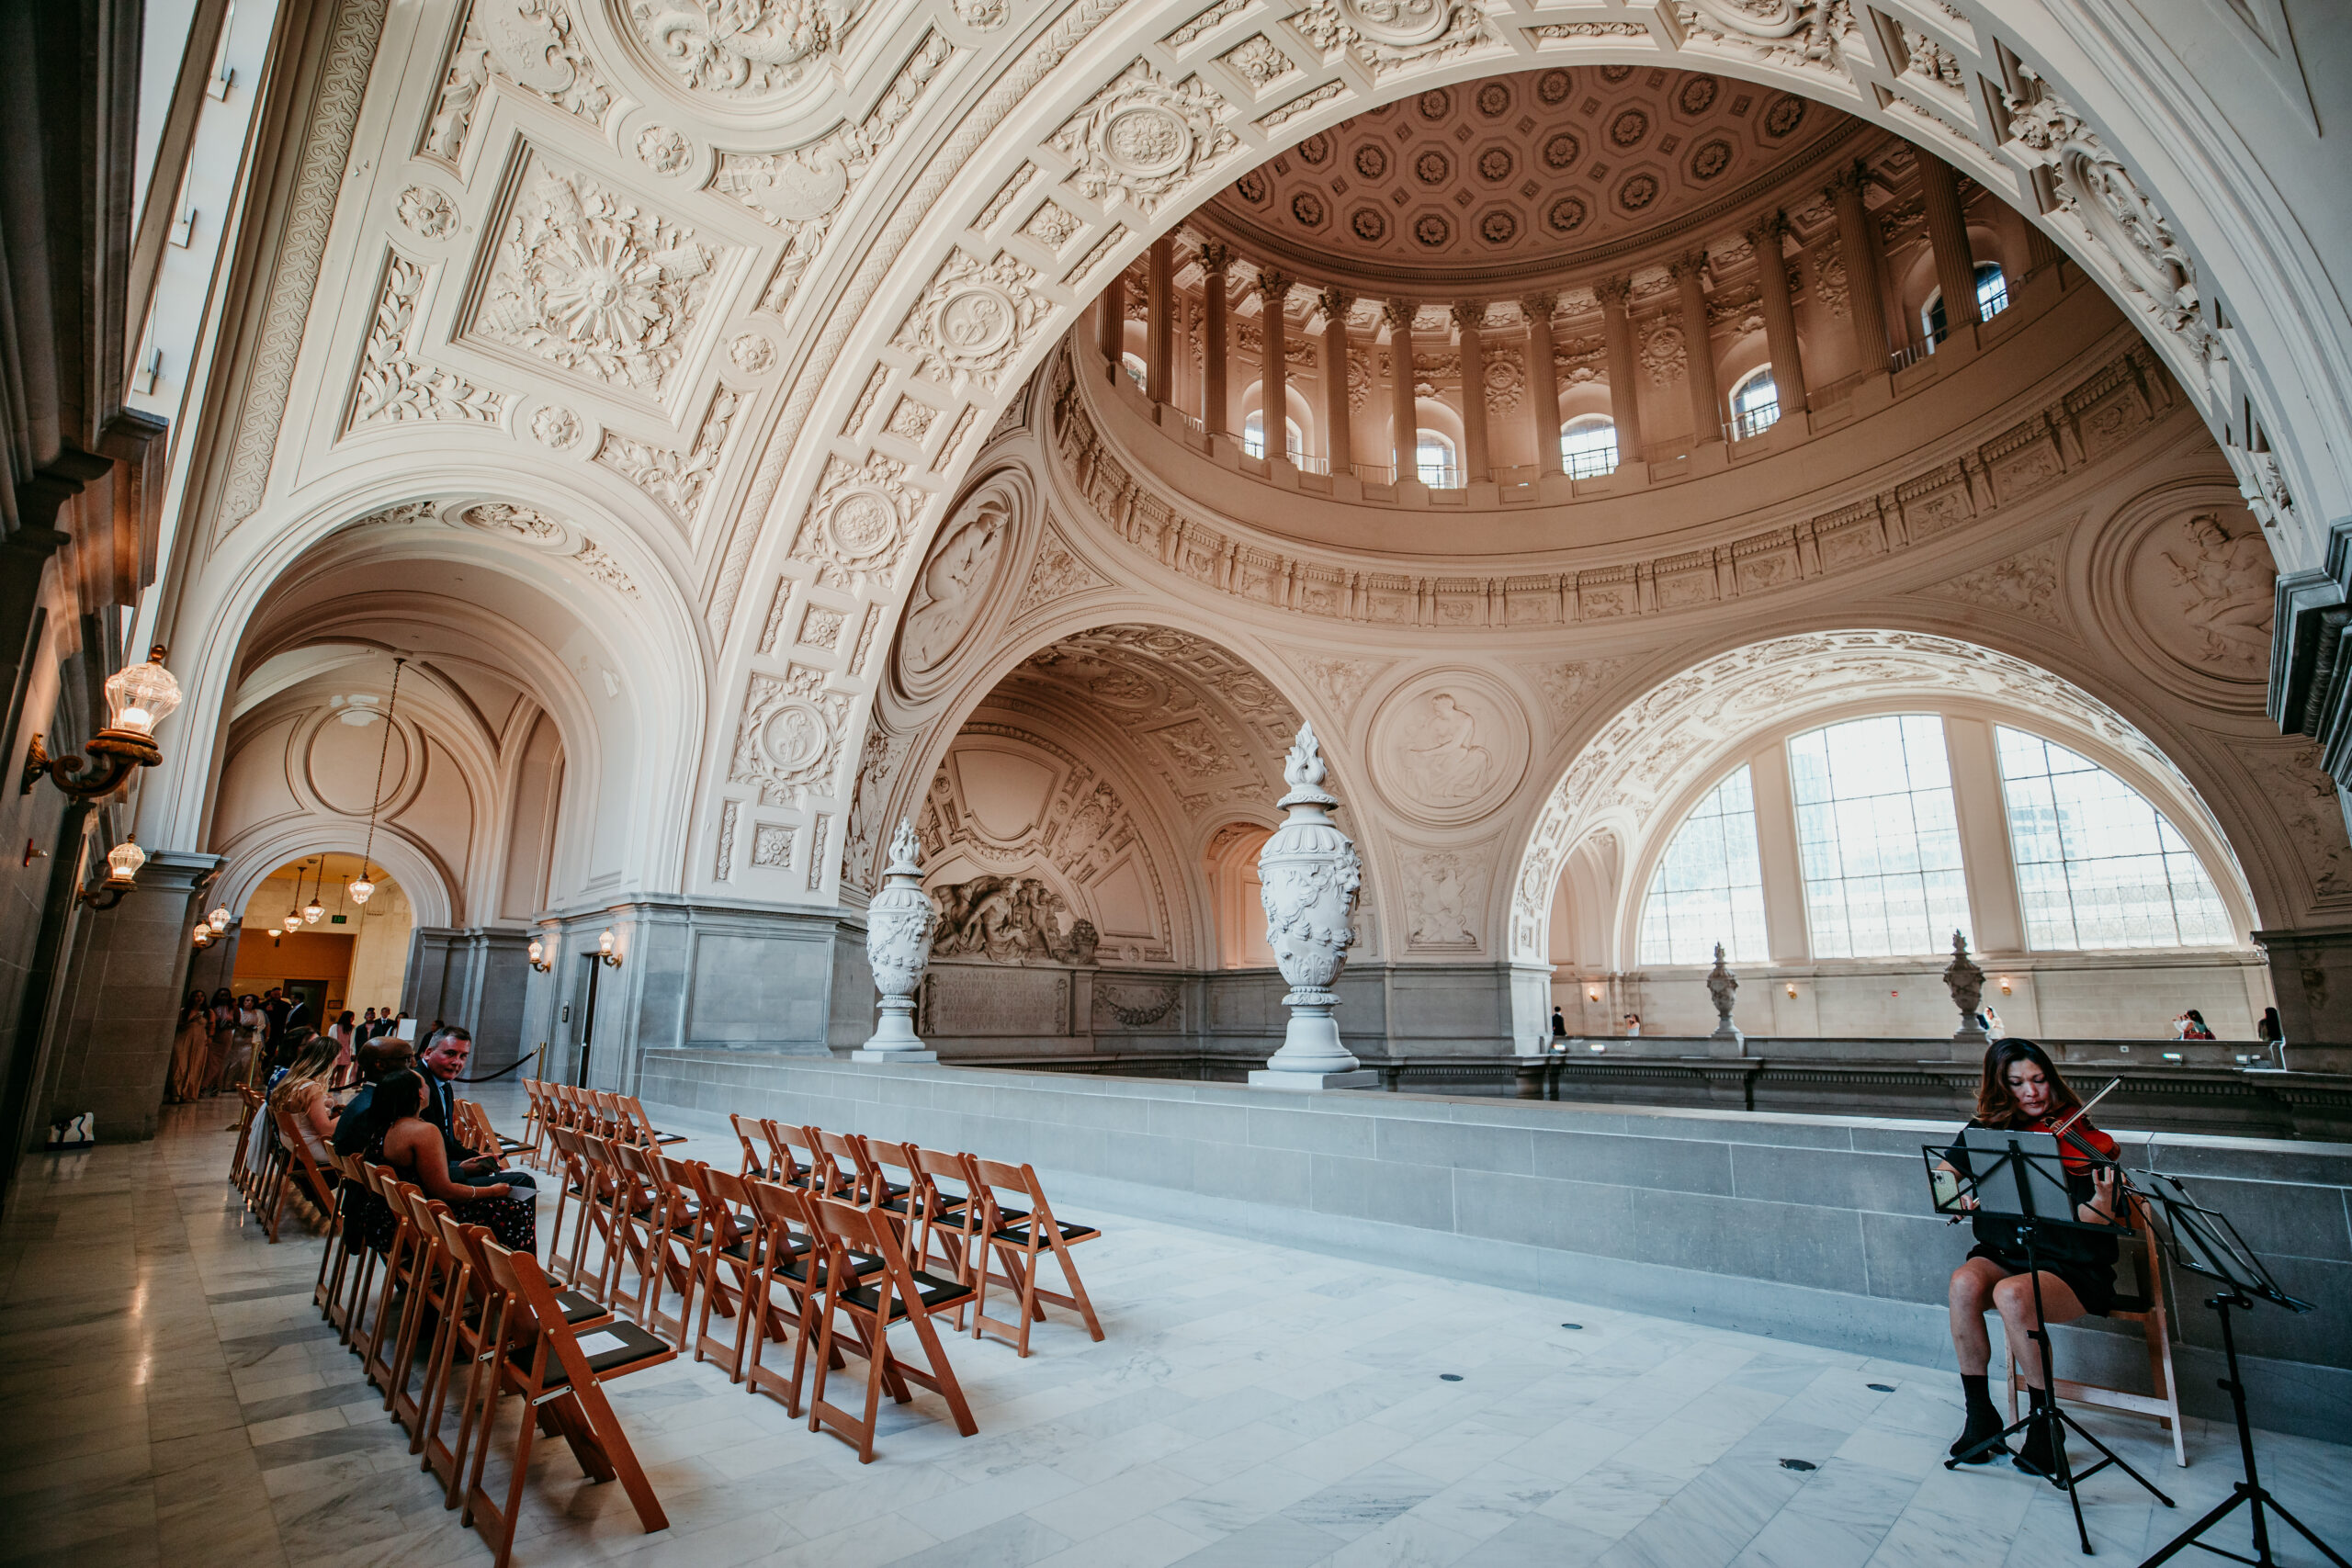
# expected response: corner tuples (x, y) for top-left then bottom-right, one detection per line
(1253, 724), (1374, 1089)
(857, 819), (939, 1061)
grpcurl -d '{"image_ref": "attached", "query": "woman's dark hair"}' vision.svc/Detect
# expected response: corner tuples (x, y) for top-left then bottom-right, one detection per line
(337, 1010), (356, 1029)
(211, 987), (233, 1006)
(374, 1069), (427, 1123)
(1974, 1038), (2084, 1127)
(2186, 1010), (2208, 1027)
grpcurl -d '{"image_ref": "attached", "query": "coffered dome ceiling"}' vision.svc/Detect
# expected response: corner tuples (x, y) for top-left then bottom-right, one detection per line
(1197, 65), (1860, 288)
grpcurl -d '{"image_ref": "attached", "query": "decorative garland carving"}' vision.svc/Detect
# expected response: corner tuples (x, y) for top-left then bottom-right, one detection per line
(594, 388), (741, 526)
(422, 0), (611, 165)
(627, 0), (859, 101)
(728, 663), (849, 807)
(892, 248), (1049, 397)
(1046, 58), (1240, 218)
(349, 254), (506, 429)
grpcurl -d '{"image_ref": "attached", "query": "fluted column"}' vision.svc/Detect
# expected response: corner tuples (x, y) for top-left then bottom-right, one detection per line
(1917, 151), (1978, 333)
(1825, 163), (1891, 367)
(1522, 293), (1562, 475)
(1452, 300), (1490, 481)
(1258, 269), (1293, 458)
(1668, 252), (1720, 442)
(1385, 299), (1417, 479)
(1747, 214), (1808, 413)
(1199, 240), (1231, 435)
(1099, 269), (1125, 368)
(1596, 276), (1645, 456)
(1318, 288), (1355, 473)
(1147, 235), (1174, 403)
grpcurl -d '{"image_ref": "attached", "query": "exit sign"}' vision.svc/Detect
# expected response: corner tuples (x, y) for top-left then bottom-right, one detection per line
(330, 915), (348, 925)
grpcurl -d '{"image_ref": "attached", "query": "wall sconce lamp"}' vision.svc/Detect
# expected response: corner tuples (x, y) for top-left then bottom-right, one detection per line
(191, 922), (213, 949)
(1999, 977), (2013, 995)
(78, 837), (146, 908)
(527, 937), (551, 973)
(21, 647), (181, 798)
(207, 905), (230, 931)
(594, 928), (622, 968)
(1785, 983), (1797, 998)
(1585, 986), (1600, 1002)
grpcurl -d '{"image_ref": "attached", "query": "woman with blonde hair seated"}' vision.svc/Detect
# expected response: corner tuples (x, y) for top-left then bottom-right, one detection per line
(266, 1034), (343, 1147)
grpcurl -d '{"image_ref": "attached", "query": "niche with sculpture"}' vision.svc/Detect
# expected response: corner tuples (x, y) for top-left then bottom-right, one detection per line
(928, 874), (1100, 964)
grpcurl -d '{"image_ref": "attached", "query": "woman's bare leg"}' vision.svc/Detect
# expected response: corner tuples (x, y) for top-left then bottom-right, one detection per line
(1992, 1271), (2088, 1390)
(1948, 1257), (2010, 1374)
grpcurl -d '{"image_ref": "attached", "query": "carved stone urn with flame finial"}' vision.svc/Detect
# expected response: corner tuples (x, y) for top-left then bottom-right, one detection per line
(1250, 724), (1377, 1090)
(853, 818), (941, 1063)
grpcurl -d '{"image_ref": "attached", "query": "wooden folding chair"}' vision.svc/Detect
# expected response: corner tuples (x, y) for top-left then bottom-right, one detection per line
(967, 1157), (1103, 1355)
(574, 1132), (639, 1305)
(360, 1175), (428, 1396)
(518, 1079), (548, 1169)
(265, 1106), (339, 1242)
(620, 1095), (689, 1149)
(803, 1196), (980, 1461)
(229, 1087), (263, 1198)
(612, 1143), (702, 1348)
(756, 1117), (818, 1191)
(869, 1137), (966, 1272)
(739, 1179), (877, 1418)
(2007, 1190), (2188, 1466)
(462, 1241), (672, 1568)
(458, 1099), (530, 1163)
(729, 1113), (774, 1180)
(684, 1163), (763, 1379)
(909, 1145), (988, 1318)
(541, 1125), (598, 1284)
(328, 1157), (385, 1346)
(387, 1187), (456, 1438)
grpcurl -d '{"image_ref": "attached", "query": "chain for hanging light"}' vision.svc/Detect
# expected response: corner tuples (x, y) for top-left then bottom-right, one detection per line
(351, 657), (405, 906)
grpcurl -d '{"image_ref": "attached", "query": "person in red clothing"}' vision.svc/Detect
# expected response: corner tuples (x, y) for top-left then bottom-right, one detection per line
(1938, 1039), (2124, 1478)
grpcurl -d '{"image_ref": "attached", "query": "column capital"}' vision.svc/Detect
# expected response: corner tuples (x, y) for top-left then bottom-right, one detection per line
(1382, 298), (1417, 331)
(1317, 286), (1356, 321)
(1822, 159), (1869, 201)
(1450, 299), (1489, 332)
(1594, 275), (1634, 310)
(1519, 291), (1557, 320)
(1745, 210), (1792, 253)
(1255, 268), (1294, 301)
(1668, 249), (1711, 283)
(1196, 237), (1233, 274)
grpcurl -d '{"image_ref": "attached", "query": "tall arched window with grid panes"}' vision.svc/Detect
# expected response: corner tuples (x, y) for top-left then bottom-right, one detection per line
(1638, 765), (1770, 965)
(1788, 714), (1973, 957)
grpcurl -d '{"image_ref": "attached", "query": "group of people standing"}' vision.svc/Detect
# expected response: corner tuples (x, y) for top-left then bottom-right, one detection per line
(167, 987), (415, 1104)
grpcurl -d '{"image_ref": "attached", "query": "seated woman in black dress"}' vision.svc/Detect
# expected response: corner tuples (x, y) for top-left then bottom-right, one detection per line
(1941, 1038), (2122, 1478)
(358, 1070), (537, 1255)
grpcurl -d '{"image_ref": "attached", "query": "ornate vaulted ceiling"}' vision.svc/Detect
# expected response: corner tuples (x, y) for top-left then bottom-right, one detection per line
(1198, 64), (1859, 288)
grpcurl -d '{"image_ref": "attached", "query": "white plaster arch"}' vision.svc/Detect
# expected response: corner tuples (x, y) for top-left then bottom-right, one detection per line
(212, 823), (458, 932)
(1510, 629), (2257, 977)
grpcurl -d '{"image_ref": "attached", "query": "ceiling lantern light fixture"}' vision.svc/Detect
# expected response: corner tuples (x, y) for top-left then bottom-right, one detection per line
(351, 656), (406, 908)
(282, 908), (302, 934)
(22, 646), (182, 799)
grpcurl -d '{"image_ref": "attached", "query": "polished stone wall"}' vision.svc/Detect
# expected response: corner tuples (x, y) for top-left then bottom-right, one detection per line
(639, 1053), (2352, 1443)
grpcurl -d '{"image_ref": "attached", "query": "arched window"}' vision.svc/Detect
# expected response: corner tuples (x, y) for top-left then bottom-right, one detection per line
(1415, 428), (1459, 485)
(1995, 728), (2232, 949)
(1242, 410), (1303, 460)
(1788, 714), (1973, 957)
(1728, 366), (1779, 439)
(1924, 263), (2010, 343)
(1121, 351), (1148, 389)
(1560, 414), (1619, 479)
(1638, 765), (1769, 965)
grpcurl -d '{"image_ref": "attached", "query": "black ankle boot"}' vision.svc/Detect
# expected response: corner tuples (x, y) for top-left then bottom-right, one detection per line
(2013, 1387), (2065, 1483)
(1949, 1373), (2008, 1462)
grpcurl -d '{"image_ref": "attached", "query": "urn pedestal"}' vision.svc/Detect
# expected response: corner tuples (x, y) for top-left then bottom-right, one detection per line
(853, 820), (940, 1065)
(1942, 930), (1991, 1063)
(1250, 723), (1377, 1092)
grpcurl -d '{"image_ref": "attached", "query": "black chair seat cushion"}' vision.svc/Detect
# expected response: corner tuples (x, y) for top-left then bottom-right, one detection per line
(779, 1249), (885, 1287)
(513, 1317), (670, 1388)
(551, 1289), (608, 1325)
(842, 1269), (975, 1321)
(992, 1220), (1097, 1247)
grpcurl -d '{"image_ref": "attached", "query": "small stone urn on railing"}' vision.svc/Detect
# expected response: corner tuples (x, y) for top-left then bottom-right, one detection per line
(1250, 723), (1375, 1090)
(1943, 929), (1990, 1060)
(1706, 942), (1744, 1057)
(854, 819), (939, 1064)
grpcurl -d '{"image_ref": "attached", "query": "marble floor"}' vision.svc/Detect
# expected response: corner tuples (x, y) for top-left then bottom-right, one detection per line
(4, 1085), (2347, 1568)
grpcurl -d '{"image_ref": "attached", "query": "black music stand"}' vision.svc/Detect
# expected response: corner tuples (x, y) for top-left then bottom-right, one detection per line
(1925, 1129), (2175, 1555)
(2134, 1173), (2346, 1568)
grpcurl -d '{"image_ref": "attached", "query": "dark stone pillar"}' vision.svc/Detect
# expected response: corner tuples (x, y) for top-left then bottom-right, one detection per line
(2254, 925), (2352, 1045)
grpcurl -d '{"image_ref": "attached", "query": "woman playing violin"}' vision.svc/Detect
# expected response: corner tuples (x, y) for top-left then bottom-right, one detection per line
(1939, 1039), (2123, 1479)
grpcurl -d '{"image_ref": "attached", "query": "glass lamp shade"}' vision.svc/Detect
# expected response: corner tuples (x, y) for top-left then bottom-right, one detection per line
(304, 898), (324, 923)
(527, 937), (545, 965)
(281, 910), (301, 934)
(208, 905), (231, 931)
(105, 838), (146, 885)
(104, 652), (182, 738)
(191, 924), (212, 949)
(349, 875), (375, 905)
(597, 929), (616, 957)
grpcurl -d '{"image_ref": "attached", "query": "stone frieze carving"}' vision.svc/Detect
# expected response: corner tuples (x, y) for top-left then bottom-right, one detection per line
(1669, 0), (1852, 74)
(1400, 845), (1487, 949)
(1047, 58), (1240, 218)
(728, 662), (849, 806)
(423, 0), (612, 165)
(928, 875), (1100, 964)
(628, 0), (861, 100)
(903, 486), (1012, 674)
(1290, 0), (1497, 79)
(787, 451), (917, 587)
(594, 388), (741, 526)
(1919, 540), (2065, 629)
(349, 254), (506, 429)
(471, 160), (716, 399)
(1012, 524), (1113, 617)
(893, 249), (1048, 397)
(1094, 983), (1180, 1027)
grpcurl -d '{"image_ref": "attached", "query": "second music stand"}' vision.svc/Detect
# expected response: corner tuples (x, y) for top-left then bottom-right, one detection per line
(1927, 1127), (2176, 1555)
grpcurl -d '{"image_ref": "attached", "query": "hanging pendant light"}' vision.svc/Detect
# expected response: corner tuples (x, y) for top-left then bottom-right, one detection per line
(303, 856), (324, 924)
(351, 657), (405, 906)
(283, 859), (306, 933)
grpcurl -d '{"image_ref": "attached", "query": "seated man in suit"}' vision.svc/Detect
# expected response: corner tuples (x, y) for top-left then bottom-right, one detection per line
(418, 1027), (533, 1190)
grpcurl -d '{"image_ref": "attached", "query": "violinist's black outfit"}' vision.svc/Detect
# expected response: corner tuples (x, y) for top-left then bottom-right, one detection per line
(1943, 1115), (2119, 1315)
